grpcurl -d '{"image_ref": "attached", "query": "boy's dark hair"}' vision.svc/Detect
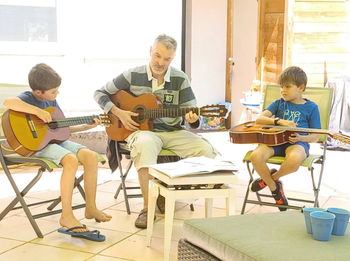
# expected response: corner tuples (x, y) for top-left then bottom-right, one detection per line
(278, 66), (307, 88)
(28, 63), (61, 91)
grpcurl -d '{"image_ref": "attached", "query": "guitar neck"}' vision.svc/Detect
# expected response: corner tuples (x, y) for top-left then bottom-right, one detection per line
(259, 125), (330, 135)
(259, 124), (350, 145)
(48, 115), (97, 129)
(145, 107), (200, 118)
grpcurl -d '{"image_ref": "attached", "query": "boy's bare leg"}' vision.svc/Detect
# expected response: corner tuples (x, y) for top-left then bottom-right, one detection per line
(138, 167), (150, 209)
(59, 154), (87, 232)
(77, 149), (111, 222)
(272, 145), (306, 180)
(250, 144), (276, 191)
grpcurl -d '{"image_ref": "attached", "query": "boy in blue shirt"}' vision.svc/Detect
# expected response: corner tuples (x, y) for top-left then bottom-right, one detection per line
(249, 66), (321, 211)
(3, 63), (111, 241)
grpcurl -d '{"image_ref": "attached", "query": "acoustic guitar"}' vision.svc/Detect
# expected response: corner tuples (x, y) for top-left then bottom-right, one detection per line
(105, 90), (228, 141)
(2, 107), (111, 156)
(229, 121), (350, 145)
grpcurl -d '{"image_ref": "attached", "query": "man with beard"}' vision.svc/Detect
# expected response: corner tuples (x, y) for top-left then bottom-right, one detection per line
(94, 34), (217, 228)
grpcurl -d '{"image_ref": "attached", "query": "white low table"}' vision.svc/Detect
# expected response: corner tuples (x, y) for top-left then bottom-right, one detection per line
(146, 168), (237, 261)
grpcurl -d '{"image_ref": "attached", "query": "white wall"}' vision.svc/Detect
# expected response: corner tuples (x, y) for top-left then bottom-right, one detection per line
(231, 0), (258, 125)
(187, 0), (227, 106)
(187, 0), (258, 124)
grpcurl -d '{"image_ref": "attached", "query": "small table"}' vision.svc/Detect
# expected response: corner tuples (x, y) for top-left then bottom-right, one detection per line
(239, 99), (261, 122)
(146, 168), (237, 261)
(179, 211), (350, 261)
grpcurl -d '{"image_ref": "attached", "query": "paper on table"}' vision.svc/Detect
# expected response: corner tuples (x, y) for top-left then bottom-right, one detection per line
(148, 156), (238, 178)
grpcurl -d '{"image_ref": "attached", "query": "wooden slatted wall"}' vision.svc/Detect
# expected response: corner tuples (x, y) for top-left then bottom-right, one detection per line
(289, 0), (350, 87)
(257, 0), (285, 85)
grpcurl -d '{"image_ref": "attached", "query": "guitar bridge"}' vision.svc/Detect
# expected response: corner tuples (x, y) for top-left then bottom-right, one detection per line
(26, 114), (38, 139)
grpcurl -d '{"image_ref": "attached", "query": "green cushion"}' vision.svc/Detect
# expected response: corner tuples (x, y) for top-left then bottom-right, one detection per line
(243, 150), (322, 169)
(4, 152), (106, 172)
(158, 149), (178, 157)
(183, 212), (350, 261)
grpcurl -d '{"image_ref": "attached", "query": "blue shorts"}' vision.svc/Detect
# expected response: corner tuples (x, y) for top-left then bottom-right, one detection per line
(33, 140), (86, 166)
(272, 142), (310, 157)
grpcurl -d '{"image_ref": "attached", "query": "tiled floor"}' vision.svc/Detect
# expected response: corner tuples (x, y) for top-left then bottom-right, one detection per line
(0, 131), (350, 261)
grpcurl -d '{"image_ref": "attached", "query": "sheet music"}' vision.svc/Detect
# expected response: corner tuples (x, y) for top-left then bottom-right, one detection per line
(148, 156), (237, 178)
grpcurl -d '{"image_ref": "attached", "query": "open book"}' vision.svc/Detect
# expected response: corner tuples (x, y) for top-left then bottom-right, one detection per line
(148, 156), (237, 178)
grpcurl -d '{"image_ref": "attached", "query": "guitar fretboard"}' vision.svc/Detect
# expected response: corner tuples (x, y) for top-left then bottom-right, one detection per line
(144, 107), (200, 118)
(48, 116), (98, 129)
(256, 124), (350, 144)
(258, 125), (329, 135)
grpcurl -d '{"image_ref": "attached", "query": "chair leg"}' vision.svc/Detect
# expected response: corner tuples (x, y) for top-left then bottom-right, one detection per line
(0, 164), (44, 238)
(114, 159), (133, 199)
(190, 203), (195, 211)
(241, 161), (256, 214)
(47, 175), (85, 211)
(241, 179), (253, 215)
(311, 163), (325, 208)
(75, 174), (86, 200)
(113, 144), (133, 215)
(0, 167), (44, 220)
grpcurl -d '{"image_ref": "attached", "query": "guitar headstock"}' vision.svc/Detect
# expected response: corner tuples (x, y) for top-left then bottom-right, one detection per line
(98, 114), (112, 127)
(330, 132), (350, 145)
(200, 105), (228, 117)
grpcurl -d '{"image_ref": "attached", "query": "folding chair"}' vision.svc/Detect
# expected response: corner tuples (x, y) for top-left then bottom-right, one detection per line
(0, 138), (105, 238)
(240, 85), (333, 214)
(113, 140), (189, 214)
(0, 83), (106, 238)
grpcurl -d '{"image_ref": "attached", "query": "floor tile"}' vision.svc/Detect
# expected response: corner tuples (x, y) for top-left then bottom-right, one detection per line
(87, 255), (128, 261)
(322, 196), (350, 210)
(0, 215), (58, 241)
(137, 218), (184, 241)
(0, 238), (24, 254)
(174, 204), (228, 220)
(0, 196), (46, 219)
(109, 198), (144, 214)
(81, 209), (141, 234)
(100, 234), (178, 261)
(32, 228), (131, 254)
(0, 243), (93, 261)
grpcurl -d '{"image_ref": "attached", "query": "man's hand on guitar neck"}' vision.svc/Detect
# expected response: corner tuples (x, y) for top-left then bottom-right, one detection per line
(111, 106), (140, 131)
(185, 110), (199, 124)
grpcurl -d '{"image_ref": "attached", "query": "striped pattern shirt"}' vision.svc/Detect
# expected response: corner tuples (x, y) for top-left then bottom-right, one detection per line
(94, 65), (197, 131)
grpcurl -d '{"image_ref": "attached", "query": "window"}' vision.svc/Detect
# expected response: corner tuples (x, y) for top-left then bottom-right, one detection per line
(0, 0), (183, 115)
(0, 2), (57, 42)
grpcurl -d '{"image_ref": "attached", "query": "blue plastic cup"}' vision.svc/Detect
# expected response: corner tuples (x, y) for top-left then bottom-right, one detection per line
(327, 208), (350, 236)
(310, 211), (335, 241)
(303, 207), (325, 234)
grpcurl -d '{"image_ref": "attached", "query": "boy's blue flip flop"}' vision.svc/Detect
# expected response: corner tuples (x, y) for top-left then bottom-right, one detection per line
(57, 225), (106, 242)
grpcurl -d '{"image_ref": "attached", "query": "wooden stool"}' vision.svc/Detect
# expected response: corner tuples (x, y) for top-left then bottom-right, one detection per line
(146, 168), (237, 261)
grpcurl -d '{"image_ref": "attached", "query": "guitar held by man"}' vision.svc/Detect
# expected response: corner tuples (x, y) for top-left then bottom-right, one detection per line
(2, 107), (110, 156)
(105, 90), (228, 141)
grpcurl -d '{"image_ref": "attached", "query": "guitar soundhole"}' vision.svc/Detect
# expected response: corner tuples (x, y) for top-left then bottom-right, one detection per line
(133, 106), (146, 123)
